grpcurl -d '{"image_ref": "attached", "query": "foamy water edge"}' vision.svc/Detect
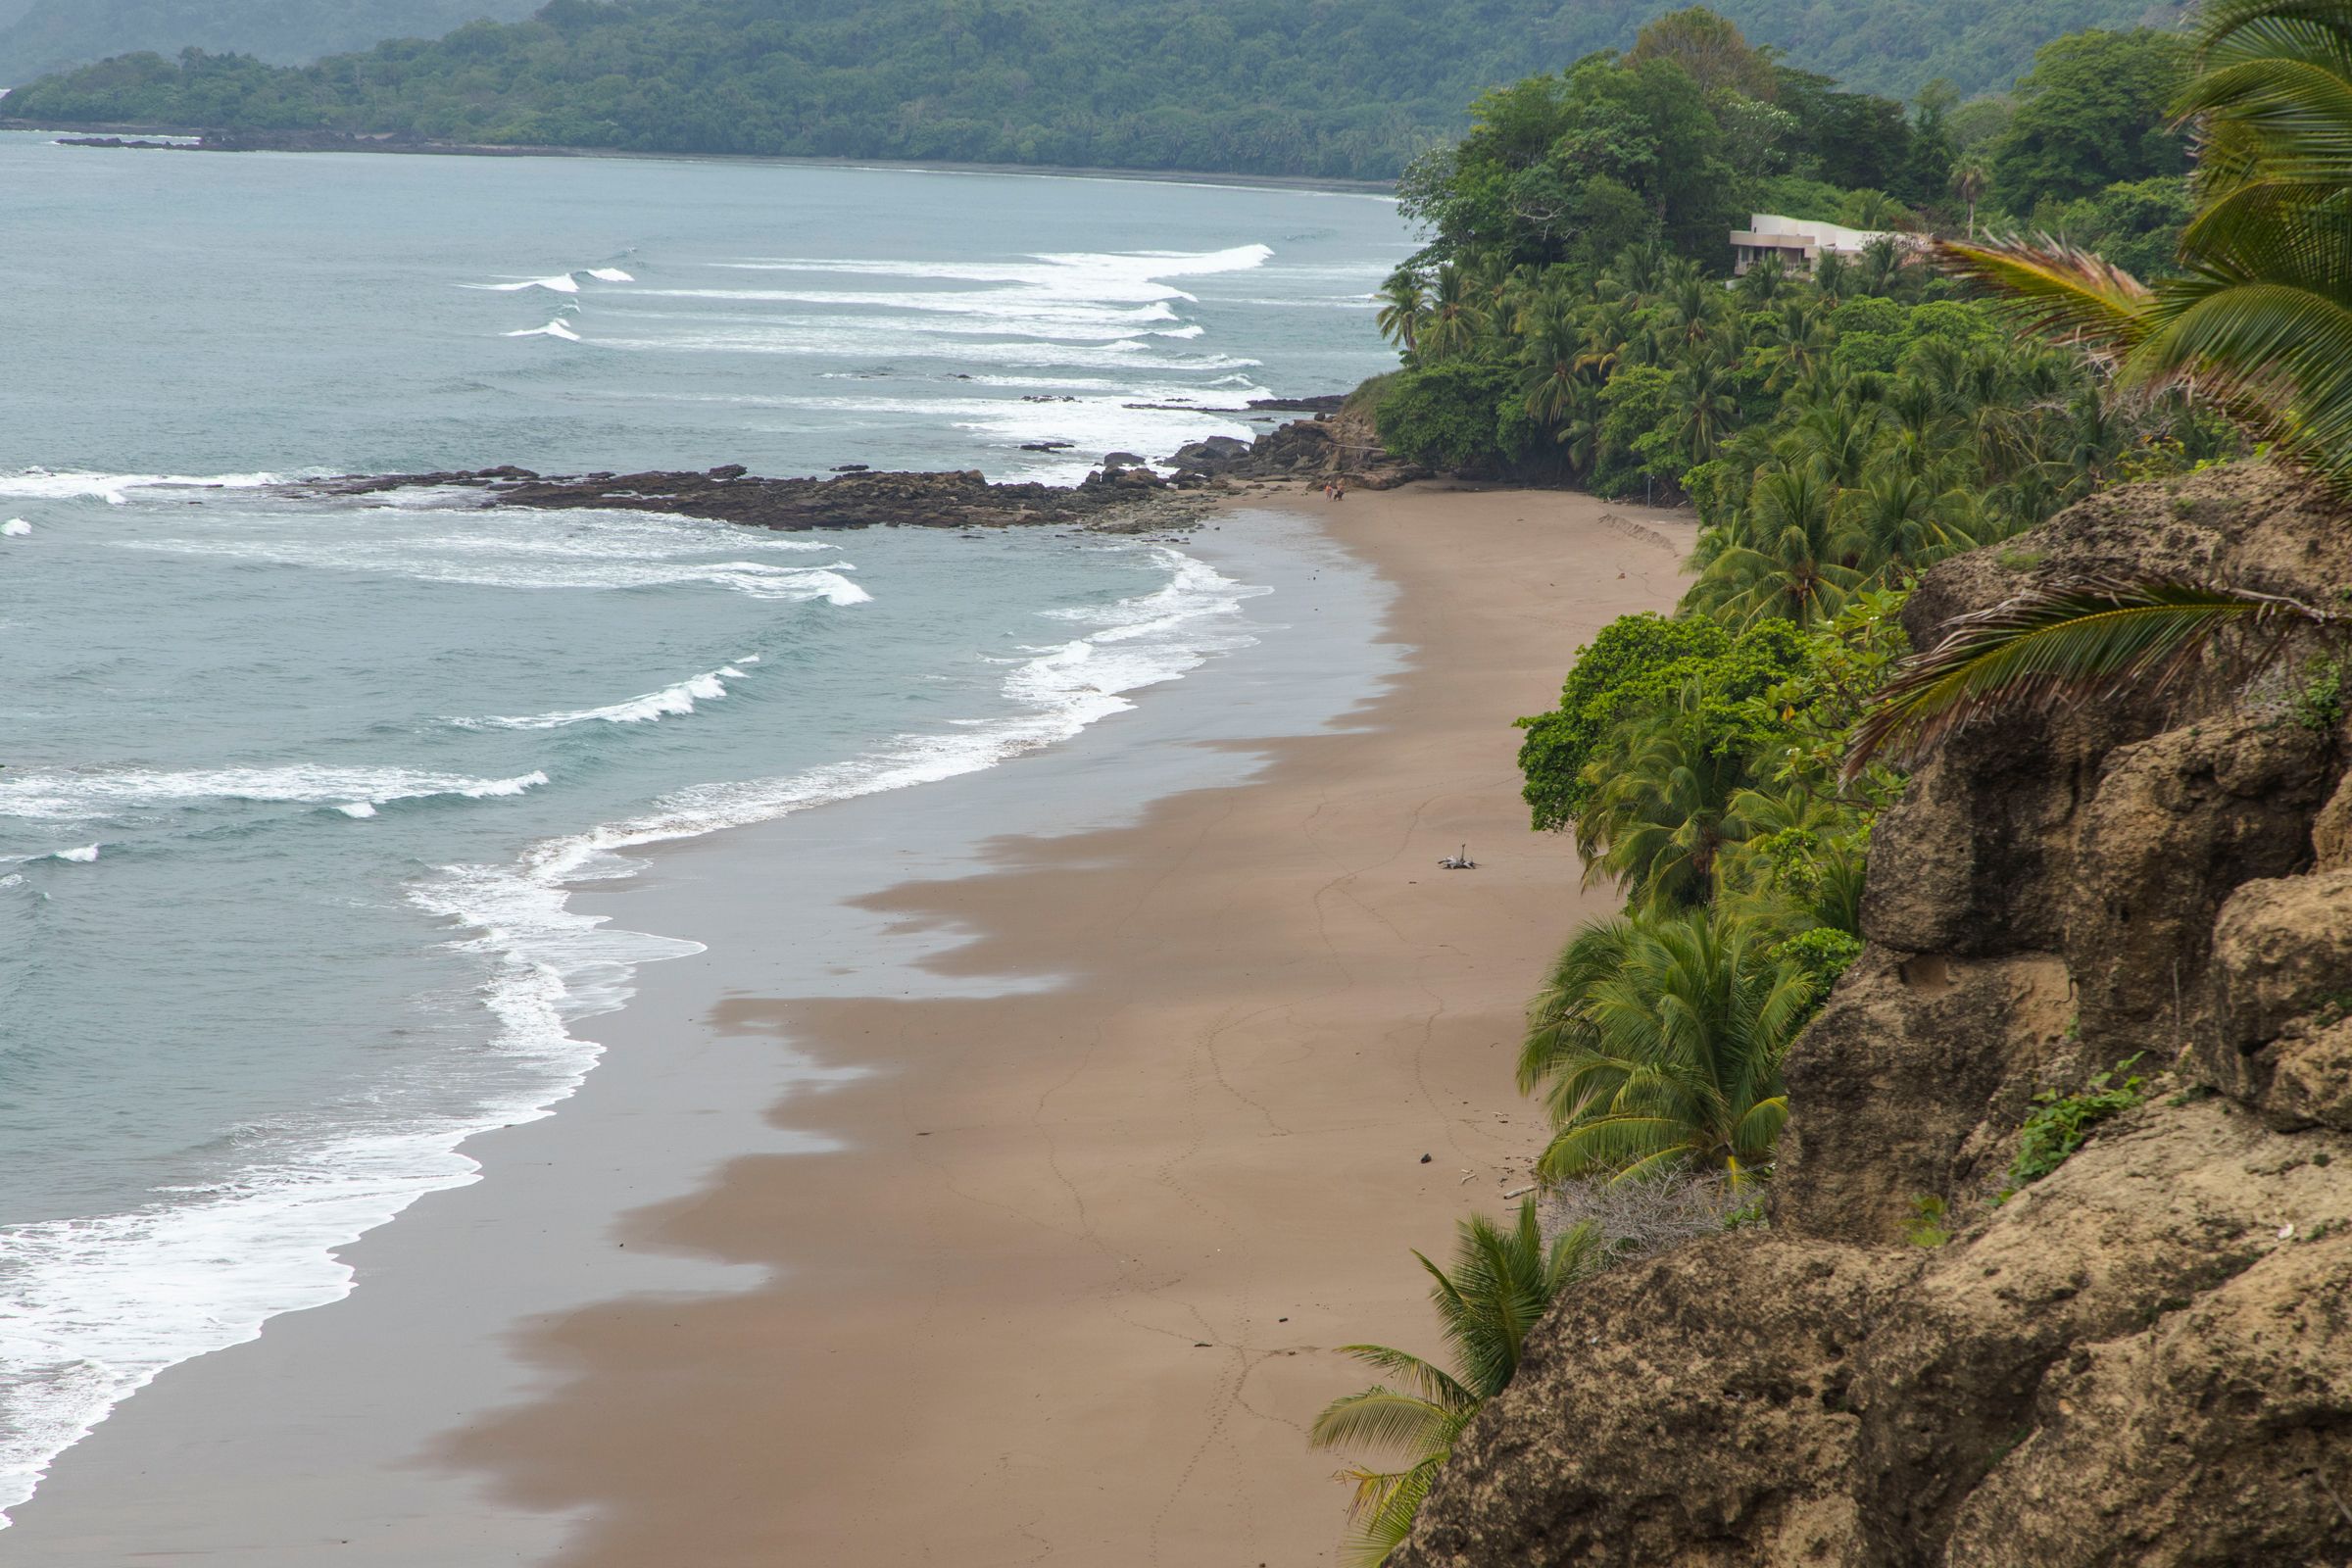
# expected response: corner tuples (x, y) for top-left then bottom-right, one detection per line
(0, 544), (1268, 1526)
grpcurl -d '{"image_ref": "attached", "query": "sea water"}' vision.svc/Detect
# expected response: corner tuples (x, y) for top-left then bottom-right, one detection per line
(0, 132), (1411, 1521)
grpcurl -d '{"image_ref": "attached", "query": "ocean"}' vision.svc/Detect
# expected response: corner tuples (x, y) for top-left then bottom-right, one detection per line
(0, 131), (1410, 1523)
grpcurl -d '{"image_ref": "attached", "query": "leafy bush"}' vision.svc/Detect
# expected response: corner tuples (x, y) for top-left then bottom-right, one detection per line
(1373, 363), (1516, 471)
(2002, 1056), (2148, 1196)
(1515, 613), (1733, 831)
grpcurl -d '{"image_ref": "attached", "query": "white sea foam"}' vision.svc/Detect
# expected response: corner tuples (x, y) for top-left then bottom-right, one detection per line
(118, 523), (865, 600)
(0, 470), (280, 506)
(505, 318), (583, 342)
(0, 540), (1264, 1531)
(0, 766), (549, 823)
(582, 268), (635, 282)
(49, 846), (97, 863)
(457, 660), (755, 729)
(467, 273), (582, 294)
(1, 520), (28, 537)
(602, 244), (1274, 373)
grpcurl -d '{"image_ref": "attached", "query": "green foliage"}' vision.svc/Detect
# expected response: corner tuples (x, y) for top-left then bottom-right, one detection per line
(1374, 363), (1517, 472)
(1774, 925), (1864, 987)
(2028, 175), (2196, 280)
(0, 0), (538, 81)
(2290, 657), (2344, 734)
(1944, 2), (2352, 497)
(1515, 612), (1731, 832)
(1519, 906), (1810, 1188)
(2002, 1056), (2148, 1195)
(0, 0), (2162, 179)
(1311, 1200), (1604, 1564)
(1901, 1194), (1953, 1247)
(1987, 29), (2191, 212)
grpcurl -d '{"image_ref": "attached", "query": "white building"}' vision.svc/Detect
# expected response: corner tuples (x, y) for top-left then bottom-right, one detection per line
(1730, 213), (1917, 275)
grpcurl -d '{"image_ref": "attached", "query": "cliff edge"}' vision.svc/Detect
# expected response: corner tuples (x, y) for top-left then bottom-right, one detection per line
(1395, 464), (2352, 1567)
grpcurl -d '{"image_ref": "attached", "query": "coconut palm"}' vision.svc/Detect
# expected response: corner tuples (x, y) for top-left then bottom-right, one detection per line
(1938, 0), (2352, 494)
(1519, 907), (1810, 1189)
(1951, 158), (1989, 239)
(1575, 679), (1760, 907)
(1832, 464), (1981, 576)
(1374, 269), (1430, 352)
(1418, 264), (1491, 361)
(1689, 460), (1864, 627)
(1518, 300), (1586, 432)
(1310, 1200), (1604, 1564)
(1671, 355), (1741, 466)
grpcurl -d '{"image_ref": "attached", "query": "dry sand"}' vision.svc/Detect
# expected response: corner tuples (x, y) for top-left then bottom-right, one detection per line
(453, 483), (1694, 1566)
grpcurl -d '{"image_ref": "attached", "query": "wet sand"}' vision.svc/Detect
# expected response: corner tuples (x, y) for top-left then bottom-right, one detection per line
(453, 483), (1694, 1566)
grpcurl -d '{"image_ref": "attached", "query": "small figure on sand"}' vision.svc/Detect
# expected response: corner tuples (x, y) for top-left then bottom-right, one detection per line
(1439, 845), (1476, 870)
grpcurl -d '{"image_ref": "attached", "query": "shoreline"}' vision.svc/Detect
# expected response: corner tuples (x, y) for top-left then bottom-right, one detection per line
(2, 124), (1399, 194)
(453, 483), (1694, 1564)
(0, 483), (1691, 1562)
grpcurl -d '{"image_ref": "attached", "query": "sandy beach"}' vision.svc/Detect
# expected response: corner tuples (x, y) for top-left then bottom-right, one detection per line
(446, 483), (1694, 1566)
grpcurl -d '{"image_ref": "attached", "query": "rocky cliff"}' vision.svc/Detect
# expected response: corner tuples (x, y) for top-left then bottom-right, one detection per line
(1395, 464), (2352, 1567)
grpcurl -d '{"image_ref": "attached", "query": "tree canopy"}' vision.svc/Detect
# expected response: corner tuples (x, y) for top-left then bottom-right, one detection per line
(1, 0), (2186, 180)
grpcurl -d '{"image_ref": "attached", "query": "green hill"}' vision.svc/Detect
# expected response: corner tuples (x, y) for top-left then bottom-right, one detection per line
(2, 0), (2180, 179)
(0, 1), (543, 85)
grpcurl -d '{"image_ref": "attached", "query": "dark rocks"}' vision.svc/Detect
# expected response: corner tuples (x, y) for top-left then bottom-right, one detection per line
(284, 462), (1202, 534)
(1165, 435), (1253, 470)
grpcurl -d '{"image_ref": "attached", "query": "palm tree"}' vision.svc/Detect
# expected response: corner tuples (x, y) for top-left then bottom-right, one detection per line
(1671, 355), (1740, 466)
(1737, 252), (1792, 308)
(1310, 1200), (1604, 1565)
(1832, 464), (1980, 577)
(1374, 268), (1430, 353)
(1518, 299), (1585, 433)
(1575, 679), (1759, 907)
(1938, 0), (2352, 494)
(1519, 907), (1810, 1188)
(1855, 234), (1914, 300)
(1417, 264), (1490, 361)
(1690, 460), (1864, 627)
(1950, 158), (1989, 239)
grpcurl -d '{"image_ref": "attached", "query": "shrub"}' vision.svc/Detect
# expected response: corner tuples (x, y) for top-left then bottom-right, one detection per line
(2002, 1056), (2147, 1196)
(1374, 363), (1516, 471)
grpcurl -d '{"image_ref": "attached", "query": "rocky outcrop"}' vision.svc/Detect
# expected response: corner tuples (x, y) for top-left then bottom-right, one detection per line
(287, 463), (1213, 532)
(1395, 463), (2352, 1568)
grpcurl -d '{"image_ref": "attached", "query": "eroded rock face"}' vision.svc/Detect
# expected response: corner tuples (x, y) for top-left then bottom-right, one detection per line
(1394, 466), (2352, 1567)
(1777, 951), (2076, 1242)
(1395, 1235), (1906, 1568)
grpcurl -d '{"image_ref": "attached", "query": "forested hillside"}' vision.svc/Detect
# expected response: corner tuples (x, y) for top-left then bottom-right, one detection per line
(3, 0), (2178, 178)
(0, 0), (539, 84)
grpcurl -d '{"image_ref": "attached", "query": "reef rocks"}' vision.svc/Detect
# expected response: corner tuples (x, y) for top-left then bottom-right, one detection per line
(286, 462), (1212, 533)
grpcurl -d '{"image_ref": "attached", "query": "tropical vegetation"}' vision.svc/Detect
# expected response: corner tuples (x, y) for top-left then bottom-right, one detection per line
(1309, 1200), (1604, 1565)
(4, 0), (2174, 179)
(0, 0), (539, 83)
(1319, 1), (2352, 1555)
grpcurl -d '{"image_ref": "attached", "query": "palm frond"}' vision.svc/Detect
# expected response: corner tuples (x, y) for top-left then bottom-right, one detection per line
(1309, 1388), (1465, 1457)
(1933, 237), (2155, 356)
(1327, 1344), (1479, 1411)
(1845, 579), (2333, 777)
(1336, 1457), (1444, 1567)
